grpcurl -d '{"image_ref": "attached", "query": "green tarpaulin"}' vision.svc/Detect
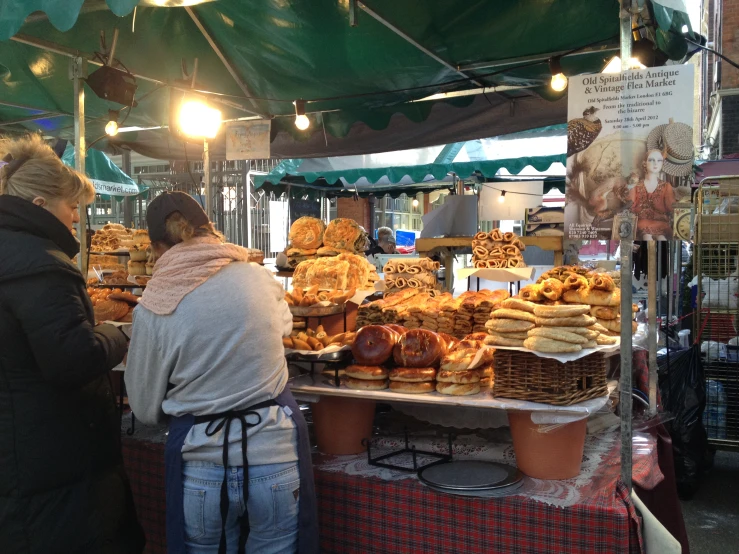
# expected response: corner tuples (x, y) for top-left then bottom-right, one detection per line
(0, 0), (696, 158)
(61, 143), (140, 197)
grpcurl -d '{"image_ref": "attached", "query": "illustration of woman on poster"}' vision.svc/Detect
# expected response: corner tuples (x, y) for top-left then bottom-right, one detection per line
(625, 148), (676, 240)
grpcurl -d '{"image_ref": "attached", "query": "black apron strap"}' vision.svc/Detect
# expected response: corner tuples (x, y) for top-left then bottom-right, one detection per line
(273, 388), (320, 554)
(165, 414), (196, 554)
(194, 398), (278, 554)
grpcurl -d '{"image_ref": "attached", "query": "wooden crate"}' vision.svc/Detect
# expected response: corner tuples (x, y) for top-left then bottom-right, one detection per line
(493, 350), (608, 406)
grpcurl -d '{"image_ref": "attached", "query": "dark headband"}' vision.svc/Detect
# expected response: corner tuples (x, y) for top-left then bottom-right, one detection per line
(1, 154), (30, 180)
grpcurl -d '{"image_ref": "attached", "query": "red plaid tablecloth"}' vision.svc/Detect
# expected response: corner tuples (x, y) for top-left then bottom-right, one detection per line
(314, 436), (655, 554)
(122, 430), (657, 554)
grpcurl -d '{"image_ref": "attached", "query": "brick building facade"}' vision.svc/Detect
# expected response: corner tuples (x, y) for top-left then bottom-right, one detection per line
(707, 0), (739, 157)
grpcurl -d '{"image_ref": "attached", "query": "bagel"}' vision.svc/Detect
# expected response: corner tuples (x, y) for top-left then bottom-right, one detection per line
(388, 381), (435, 394)
(346, 377), (388, 390)
(533, 304), (591, 318)
(393, 329), (443, 368)
(440, 348), (477, 372)
(352, 325), (397, 365)
(435, 382), (481, 396)
(345, 365), (389, 380)
(436, 370), (481, 384)
(384, 324), (409, 336)
(389, 367), (436, 382)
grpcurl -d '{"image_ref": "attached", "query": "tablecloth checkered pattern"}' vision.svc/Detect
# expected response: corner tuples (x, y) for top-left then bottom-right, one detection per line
(121, 434), (655, 554)
(315, 460), (647, 554)
(122, 439), (167, 554)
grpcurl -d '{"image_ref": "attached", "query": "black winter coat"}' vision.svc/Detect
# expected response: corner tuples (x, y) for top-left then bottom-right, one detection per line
(0, 196), (145, 554)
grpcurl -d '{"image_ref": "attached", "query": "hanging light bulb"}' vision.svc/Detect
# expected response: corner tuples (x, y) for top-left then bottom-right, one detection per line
(549, 57), (568, 92)
(105, 110), (120, 136)
(412, 198), (419, 208)
(178, 100), (222, 139)
(498, 190), (506, 203)
(293, 99), (310, 130)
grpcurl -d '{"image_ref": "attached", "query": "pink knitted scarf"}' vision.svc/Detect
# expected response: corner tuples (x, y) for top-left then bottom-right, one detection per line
(138, 236), (252, 315)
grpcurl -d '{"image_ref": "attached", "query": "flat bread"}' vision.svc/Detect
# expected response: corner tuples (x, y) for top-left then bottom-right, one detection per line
(584, 340), (598, 348)
(596, 334), (618, 345)
(483, 335), (526, 347)
(485, 331), (530, 340)
(489, 308), (536, 323)
(588, 322), (610, 334)
(527, 327), (588, 345)
(523, 336), (582, 353)
(484, 319), (535, 333)
(533, 304), (591, 318)
(596, 317), (623, 333)
(500, 298), (537, 313)
(535, 314), (597, 327)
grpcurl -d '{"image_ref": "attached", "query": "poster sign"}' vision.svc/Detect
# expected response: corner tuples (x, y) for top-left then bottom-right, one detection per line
(226, 120), (271, 160)
(565, 65), (694, 241)
(289, 197), (321, 226)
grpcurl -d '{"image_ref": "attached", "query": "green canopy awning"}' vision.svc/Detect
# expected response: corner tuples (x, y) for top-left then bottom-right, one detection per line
(0, 1), (697, 159)
(254, 126), (567, 197)
(61, 143), (140, 197)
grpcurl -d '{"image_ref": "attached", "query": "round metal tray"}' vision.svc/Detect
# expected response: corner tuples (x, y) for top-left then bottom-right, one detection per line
(285, 348), (352, 362)
(289, 304), (346, 317)
(418, 461), (523, 491)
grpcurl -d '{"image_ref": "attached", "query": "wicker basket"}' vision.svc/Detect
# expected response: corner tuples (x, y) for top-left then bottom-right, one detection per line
(493, 350), (608, 406)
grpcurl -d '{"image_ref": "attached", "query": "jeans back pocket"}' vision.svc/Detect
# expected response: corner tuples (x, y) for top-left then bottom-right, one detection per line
(183, 487), (206, 540)
(272, 478), (300, 532)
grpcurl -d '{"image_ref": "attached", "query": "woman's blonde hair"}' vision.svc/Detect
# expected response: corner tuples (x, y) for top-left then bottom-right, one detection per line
(156, 211), (224, 248)
(0, 134), (95, 204)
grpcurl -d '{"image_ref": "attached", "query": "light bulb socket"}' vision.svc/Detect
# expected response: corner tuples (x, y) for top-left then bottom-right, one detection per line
(549, 57), (564, 77)
(294, 99), (306, 117)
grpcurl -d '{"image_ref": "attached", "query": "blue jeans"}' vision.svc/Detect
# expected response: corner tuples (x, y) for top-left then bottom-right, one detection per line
(182, 461), (300, 554)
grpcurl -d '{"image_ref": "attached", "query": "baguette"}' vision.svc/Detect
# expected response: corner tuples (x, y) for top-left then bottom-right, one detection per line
(292, 338), (312, 350)
(499, 298), (537, 313)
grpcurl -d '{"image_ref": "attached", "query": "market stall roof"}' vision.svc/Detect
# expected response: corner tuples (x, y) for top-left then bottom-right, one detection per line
(60, 142), (140, 197)
(0, 0), (697, 159)
(254, 126), (566, 197)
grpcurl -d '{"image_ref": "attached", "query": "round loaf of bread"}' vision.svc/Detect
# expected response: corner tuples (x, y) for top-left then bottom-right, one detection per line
(389, 367), (436, 382)
(346, 377), (388, 390)
(436, 370), (481, 384)
(345, 365), (388, 380)
(352, 325), (397, 365)
(388, 381), (435, 394)
(393, 329), (443, 368)
(435, 382), (481, 396)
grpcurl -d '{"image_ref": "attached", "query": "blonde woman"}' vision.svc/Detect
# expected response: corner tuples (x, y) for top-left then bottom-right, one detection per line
(125, 192), (318, 554)
(0, 135), (144, 553)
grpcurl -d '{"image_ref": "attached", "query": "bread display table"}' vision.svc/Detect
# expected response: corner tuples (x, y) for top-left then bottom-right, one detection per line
(119, 416), (675, 554)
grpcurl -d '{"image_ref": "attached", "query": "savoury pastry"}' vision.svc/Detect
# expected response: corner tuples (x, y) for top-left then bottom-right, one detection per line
(590, 306), (619, 320)
(289, 217), (326, 250)
(538, 278), (564, 301)
(562, 288), (621, 307)
(519, 284), (543, 302)
(589, 274), (616, 292)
